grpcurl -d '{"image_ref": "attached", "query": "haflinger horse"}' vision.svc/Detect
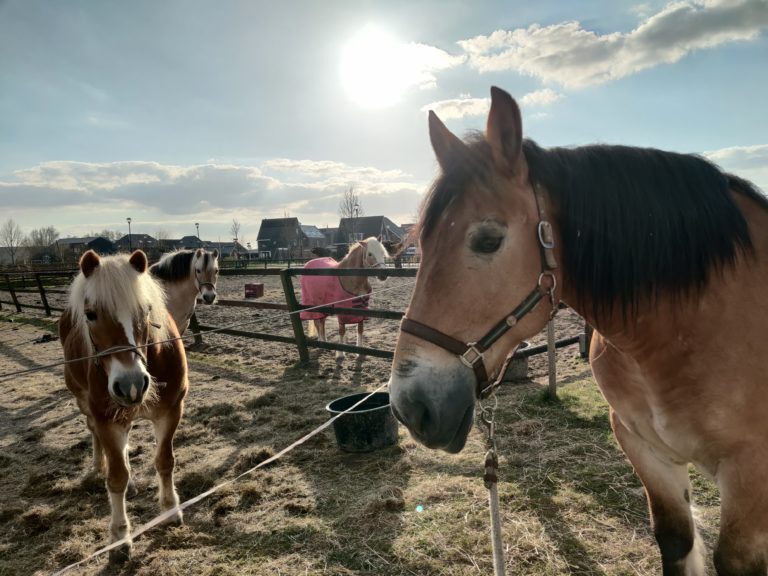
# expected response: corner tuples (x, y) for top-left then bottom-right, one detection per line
(300, 237), (388, 363)
(389, 86), (768, 574)
(59, 250), (188, 562)
(149, 248), (219, 335)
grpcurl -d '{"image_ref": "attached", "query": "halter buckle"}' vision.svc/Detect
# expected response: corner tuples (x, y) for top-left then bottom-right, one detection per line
(538, 221), (555, 250)
(460, 344), (484, 368)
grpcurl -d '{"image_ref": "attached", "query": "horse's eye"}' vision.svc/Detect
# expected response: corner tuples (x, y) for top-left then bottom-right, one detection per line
(85, 310), (97, 322)
(471, 234), (504, 254)
(196, 268), (202, 274)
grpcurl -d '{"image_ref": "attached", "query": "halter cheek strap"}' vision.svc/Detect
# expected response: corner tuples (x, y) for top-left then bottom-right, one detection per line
(399, 181), (559, 399)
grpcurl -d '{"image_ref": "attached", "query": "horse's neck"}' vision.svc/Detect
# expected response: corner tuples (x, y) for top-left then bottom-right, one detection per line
(337, 250), (370, 295)
(162, 277), (199, 327)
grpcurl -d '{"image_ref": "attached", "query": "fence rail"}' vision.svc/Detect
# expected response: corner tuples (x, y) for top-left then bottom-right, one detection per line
(0, 265), (590, 364)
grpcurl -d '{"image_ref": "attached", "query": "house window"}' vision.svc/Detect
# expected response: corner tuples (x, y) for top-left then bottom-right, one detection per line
(348, 233), (363, 242)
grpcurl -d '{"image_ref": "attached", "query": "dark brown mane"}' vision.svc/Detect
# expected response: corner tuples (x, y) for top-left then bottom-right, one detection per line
(418, 132), (767, 320)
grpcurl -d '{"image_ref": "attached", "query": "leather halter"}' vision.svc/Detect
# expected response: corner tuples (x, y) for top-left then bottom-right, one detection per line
(399, 181), (559, 399)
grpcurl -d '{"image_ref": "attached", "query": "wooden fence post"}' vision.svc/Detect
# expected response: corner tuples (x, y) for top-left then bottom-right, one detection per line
(546, 319), (558, 400)
(34, 273), (51, 316)
(579, 322), (594, 359)
(5, 274), (22, 312)
(280, 269), (309, 363)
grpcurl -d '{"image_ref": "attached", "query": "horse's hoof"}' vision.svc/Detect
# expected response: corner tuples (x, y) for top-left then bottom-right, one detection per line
(335, 355), (344, 365)
(108, 543), (131, 565)
(165, 510), (183, 527)
(126, 479), (138, 499)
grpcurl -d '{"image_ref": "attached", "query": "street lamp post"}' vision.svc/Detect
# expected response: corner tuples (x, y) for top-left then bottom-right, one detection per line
(195, 222), (200, 247)
(353, 202), (359, 241)
(126, 217), (132, 251)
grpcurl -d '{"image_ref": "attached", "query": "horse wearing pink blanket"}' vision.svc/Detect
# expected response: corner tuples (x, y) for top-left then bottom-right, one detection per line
(300, 238), (388, 363)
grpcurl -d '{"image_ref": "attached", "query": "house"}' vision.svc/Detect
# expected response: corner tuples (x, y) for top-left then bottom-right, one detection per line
(256, 218), (304, 259)
(114, 234), (157, 253)
(319, 226), (339, 245)
(300, 225), (326, 250)
(337, 216), (405, 244)
(177, 235), (204, 249)
(56, 236), (116, 259)
(214, 241), (248, 259)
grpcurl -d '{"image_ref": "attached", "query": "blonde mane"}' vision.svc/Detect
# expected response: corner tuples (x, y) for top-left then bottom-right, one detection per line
(68, 253), (170, 353)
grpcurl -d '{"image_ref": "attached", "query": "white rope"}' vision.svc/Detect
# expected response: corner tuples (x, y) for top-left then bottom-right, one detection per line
(0, 279), (416, 383)
(546, 318), (557, 398)
(488, 482), (506, 576)
(51, 382), (389, 575)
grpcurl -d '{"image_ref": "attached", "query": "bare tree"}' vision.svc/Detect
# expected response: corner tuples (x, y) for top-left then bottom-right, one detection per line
(26, 226), (59, 247)
(338, 186), (364, 219)
(88, 229), (122, 241)
(0, 218), (26, 265)
(230, 219), (242, 244)
(155, 228), (170, 251)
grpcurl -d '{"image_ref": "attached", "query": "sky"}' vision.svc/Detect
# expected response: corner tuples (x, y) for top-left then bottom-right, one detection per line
(1, 0), (767, 247)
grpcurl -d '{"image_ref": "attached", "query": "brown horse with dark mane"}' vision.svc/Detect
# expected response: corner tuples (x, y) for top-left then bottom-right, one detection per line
(59, 250), (188, 561)
(389, 86), (768, 574)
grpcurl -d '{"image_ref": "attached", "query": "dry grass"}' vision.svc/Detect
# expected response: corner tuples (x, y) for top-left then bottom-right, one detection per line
(0, 311), (721, 575)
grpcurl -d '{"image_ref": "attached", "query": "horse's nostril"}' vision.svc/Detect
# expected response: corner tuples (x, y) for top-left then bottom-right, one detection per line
(113, 381), (125, 397)
(142, 375), (150, 393)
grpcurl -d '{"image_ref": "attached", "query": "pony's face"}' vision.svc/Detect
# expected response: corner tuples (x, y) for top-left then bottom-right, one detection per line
(361, 238), (389, 281)
(389, 88), (556, 452)
(194, 248), (219, 304)
(78, 251), (156, 407)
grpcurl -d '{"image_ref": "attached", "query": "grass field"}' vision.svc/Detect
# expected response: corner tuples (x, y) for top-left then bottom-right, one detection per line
(0, 311), (721, 575)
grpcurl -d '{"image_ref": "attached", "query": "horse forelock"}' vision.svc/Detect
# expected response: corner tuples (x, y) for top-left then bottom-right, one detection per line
(364, 237), (388, 265)
(69, 254), (170, 351)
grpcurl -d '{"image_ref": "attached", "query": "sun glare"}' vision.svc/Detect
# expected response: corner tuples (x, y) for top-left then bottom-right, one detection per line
(340, 25), (413, 109)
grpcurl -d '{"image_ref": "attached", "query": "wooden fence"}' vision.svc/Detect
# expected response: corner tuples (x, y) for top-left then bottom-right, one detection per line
(0, 267), (589, 363)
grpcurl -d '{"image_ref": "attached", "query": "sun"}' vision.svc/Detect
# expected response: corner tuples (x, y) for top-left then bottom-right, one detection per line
(340, 25), (413, 109)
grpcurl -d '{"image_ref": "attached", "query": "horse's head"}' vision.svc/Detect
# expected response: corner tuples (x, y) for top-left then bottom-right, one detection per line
(73, 250), (169, 407)
(194, 248), (219, 304)
(389, 87), (561, 452)
(360, 237), (389, 281)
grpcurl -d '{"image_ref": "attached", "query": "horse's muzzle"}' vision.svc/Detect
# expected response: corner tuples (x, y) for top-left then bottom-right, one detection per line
(388, 362), (476, 453)
(110, 372), (151, 406)
(202, 292), (216, 304)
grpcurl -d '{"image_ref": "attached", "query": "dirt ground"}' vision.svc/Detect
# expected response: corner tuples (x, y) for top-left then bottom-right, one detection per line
(0, 272), (720, 575)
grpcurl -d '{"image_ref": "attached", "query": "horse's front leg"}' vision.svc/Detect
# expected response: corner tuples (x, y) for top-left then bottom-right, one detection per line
(96, 421), (133, 563)
(336, 321), (346, 364)
(152, 407), (183, 526)
(356, 321), (365, 351)
(86, 416), (105, 474)
(714, 454), (768, 575)
(612, 411), (704, 575)
(316, 319), (326, 342)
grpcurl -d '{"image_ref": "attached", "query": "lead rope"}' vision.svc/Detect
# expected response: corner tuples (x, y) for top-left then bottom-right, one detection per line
(480, 396), (506, 576)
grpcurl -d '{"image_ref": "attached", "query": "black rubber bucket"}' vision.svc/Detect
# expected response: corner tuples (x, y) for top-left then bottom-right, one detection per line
(503, 340), (531, 381)
(326, 391), (399, 452)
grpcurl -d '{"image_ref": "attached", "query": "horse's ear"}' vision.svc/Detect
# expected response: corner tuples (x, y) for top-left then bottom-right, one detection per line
(429, 110), (468, 171)
(212, 249), (219, 259)
(80, 250), (100, 278)
(195, 248), (203, 258)
(128, 250), (148, 274)
(486, 86), (525, 176)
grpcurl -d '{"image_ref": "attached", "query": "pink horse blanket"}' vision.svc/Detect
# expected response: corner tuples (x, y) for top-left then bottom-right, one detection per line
(300, 257), (370, 325)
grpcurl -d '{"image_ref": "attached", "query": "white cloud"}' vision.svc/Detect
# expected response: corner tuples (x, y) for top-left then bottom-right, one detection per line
(704, 143), (768, 191)
(419, 97), (490, 120)
(0, 158), (427, 235)
(519, 88), (564, 106)
(458, 0), (768, 87)
(420, 88), (564, 121)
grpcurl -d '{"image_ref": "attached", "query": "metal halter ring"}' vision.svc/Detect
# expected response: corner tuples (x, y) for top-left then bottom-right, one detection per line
(460, 344), (484, 368)
(538, 271), (557, 294)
